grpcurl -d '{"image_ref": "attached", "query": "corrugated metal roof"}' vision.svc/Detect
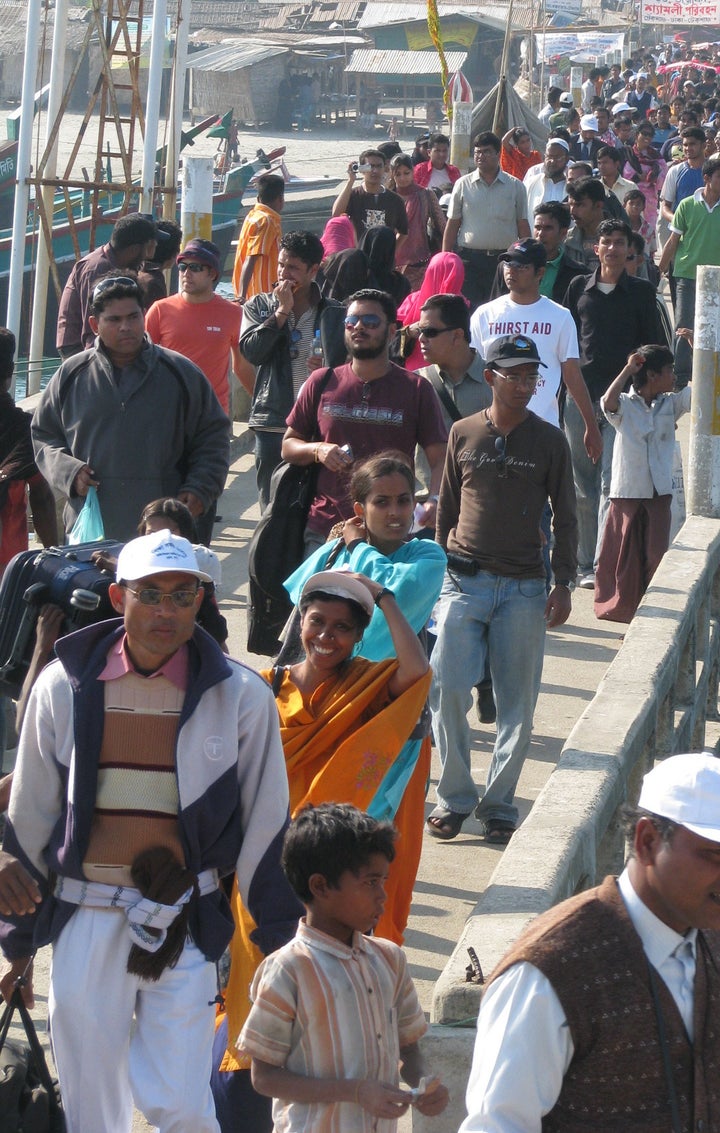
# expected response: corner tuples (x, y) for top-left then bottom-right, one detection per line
(187, 43), (288, 70)
(357, 0), (536, 30)
(0, 1), (90, 54)
(346, 48), (467, 74)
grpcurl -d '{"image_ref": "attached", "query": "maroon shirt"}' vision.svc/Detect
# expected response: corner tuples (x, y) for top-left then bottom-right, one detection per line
(287, 362), (448, 535)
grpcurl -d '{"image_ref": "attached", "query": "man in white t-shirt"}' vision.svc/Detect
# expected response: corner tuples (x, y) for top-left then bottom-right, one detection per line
(471, 239), (601, 455)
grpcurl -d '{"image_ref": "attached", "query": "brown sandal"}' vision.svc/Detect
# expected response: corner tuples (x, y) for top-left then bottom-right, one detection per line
(425, 808), (470, 841)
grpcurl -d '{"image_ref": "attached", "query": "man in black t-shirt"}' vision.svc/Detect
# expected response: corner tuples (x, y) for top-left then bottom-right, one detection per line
(331, 148), (408, 242)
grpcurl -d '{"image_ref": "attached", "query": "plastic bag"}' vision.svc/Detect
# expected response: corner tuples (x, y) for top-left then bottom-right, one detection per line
(68, 486), (105, 544)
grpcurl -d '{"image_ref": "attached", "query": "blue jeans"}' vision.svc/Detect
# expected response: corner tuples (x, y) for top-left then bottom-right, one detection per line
(563, 394), (615, 572)
(429, 569), (547, 826)
(674, 276), (695, 389)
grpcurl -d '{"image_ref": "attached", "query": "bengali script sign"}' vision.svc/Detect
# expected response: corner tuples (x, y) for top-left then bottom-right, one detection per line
(641, 0), (720, 20)
(537, 31), (625, 63)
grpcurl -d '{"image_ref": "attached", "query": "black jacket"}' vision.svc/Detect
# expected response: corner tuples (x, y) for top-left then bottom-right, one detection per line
(241, 284), (347, 430)
(490, 250), (589, 304)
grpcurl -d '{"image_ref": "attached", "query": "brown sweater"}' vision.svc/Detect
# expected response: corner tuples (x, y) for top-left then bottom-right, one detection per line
(488, 875), (720, 1133)
(436, 409), (578, 581)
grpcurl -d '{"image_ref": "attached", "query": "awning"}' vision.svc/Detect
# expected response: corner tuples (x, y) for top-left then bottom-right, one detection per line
(346, 48), (467, 78)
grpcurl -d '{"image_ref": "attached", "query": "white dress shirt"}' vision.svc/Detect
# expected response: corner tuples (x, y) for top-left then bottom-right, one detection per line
(460, 869), (698, 1133)
(602, 386), (692, 498)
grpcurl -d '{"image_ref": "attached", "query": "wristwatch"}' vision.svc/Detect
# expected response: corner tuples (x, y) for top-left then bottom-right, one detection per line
(554, 579), (576, 591)
(374, 588), (394, 607)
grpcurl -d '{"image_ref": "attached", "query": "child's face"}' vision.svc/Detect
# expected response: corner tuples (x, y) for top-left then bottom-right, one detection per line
(625, 196), (644, 220)
(651, 364), (676, 394)
(308, 853), (390, 943)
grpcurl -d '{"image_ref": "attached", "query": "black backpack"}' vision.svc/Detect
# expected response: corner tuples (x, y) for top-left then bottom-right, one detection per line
(246, 368), (334, 656)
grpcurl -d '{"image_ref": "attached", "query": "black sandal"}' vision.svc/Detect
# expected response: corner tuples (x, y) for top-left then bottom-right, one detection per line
(425, 807), (470, 840)
(482, 819), (516, 845)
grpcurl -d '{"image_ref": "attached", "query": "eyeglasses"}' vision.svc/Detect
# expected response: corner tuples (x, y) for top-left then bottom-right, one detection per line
(289, 327), (302, 361)
(91, 275), (140, 303)
(492, 368), (540, 387)
(178, 262), (208, 273)
(345, 313), (383, 329)
(495, 434), (507, 477)
(123, 586), (199, 608)
(418, 325), (457, 339)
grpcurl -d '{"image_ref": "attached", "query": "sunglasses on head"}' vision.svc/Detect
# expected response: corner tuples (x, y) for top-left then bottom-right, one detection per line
(91, 275), (140, 303)
(345, 313), (383, 329)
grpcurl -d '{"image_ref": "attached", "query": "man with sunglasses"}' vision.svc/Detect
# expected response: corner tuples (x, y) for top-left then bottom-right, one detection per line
(426, 334), (577, 844)
(145, 239), (243, 417)
(33, 273), (230, 542)
(0, 528), (301, 1132)
(240, 231), (347, 509)
(282, 288), (447, 555)
(56, 212), (157, 359)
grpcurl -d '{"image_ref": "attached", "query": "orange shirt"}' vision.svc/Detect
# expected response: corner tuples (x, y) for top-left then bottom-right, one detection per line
(232, 202), (282, 299)
(145, 292), (240, 414)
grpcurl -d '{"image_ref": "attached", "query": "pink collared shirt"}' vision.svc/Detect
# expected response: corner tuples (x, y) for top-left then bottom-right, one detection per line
(99, 635), (189, 690)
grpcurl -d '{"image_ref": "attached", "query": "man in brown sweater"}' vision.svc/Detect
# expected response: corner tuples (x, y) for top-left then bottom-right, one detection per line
(427, 334), (577, 845)
(460, 751), (720, 1132)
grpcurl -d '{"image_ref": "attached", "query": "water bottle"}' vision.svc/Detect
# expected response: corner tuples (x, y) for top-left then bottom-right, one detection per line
(311, 329), (324, 364)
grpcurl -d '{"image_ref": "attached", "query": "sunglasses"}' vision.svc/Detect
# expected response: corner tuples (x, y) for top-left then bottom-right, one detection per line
(178, 262), (209, 273)
(345, 314), (383, 329)
(418, 325), (457, 339)
(495, 435), (508, 478)
(289, 327), (302, 361)
(91, 275), (140, 303)
(123, 586), (199, 608)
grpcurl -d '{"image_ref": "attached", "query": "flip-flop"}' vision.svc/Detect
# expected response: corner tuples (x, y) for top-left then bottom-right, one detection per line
(425, 807), (470, 840)
(482, 819), (516, 846)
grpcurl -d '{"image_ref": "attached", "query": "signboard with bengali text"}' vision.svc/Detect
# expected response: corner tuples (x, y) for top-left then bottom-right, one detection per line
(537, 31), (625, 63)
(641, 0), (720, 20)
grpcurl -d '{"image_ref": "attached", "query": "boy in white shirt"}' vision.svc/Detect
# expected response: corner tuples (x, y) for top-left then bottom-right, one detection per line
(595, 345), (691, 622)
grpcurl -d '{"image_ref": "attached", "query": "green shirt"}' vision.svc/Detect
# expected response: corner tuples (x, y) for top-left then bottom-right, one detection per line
(671, 190), (720, 280)
(540, 250), (563, 298)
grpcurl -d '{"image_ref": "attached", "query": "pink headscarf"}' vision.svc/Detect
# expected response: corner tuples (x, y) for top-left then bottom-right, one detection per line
(396, 252), (466, 371)
(320, 216), (357, 257)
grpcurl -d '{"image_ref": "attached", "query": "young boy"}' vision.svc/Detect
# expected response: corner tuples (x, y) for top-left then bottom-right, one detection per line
(594, 345), (691, 623)
(238, 803), (449, 1130)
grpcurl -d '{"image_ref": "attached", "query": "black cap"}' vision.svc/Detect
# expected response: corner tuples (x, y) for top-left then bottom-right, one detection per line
(485, 335), (547, 369)
(499, 238), (547, 269)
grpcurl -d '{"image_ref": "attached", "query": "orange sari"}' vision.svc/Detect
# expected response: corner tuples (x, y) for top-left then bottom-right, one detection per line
(219, 658), (431, 1071)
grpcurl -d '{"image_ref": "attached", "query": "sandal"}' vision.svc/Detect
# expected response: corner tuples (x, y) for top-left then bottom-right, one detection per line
(425, 807), (470, 841)
(482, 819), (516, 846)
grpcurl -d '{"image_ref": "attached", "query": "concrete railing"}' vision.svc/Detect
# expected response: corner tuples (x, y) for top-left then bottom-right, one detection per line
(413, 514), (720, 1131)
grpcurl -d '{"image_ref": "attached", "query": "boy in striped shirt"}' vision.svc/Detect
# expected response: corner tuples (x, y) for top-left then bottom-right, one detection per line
(239, 803), (449, 1131)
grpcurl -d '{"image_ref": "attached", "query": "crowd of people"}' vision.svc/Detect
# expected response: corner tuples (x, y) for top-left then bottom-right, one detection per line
(0, 40), (719, 1133)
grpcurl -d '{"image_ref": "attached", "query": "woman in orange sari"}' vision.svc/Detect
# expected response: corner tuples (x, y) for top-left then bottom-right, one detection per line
(213, 569), (431, 1130)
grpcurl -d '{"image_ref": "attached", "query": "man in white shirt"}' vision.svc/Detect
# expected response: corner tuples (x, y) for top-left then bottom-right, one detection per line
(523, 140), (570, 224)
(471, 239), (600, 457)
(460, 751), (720, 1133)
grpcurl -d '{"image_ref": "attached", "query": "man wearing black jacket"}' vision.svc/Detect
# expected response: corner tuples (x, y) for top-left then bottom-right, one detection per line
(563, 219), (665, 587)
(240, 231), (347, 510)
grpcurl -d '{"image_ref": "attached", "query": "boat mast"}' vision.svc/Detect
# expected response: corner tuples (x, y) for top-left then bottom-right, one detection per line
(163, 0), (191, 221)
(140, 0), (168, 214)
(28, 0), (71, 394)
(6, 0), (43, 393)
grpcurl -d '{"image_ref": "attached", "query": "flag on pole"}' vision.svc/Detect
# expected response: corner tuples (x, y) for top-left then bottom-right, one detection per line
(207, 109), (234, 139)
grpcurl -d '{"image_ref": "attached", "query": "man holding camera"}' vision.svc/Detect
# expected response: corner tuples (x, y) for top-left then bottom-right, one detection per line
(331, 149), (408, 242)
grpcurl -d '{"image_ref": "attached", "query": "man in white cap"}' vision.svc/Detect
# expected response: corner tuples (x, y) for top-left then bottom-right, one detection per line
(0, 529), (301, 1132)
(569, 115), (603, 164)
(461, 751), (720, 1131)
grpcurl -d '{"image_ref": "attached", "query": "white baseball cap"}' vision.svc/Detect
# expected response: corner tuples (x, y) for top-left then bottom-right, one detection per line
(580, 114), (599, 132)
(638, 752), (720, 842)
(116, 530), (212, 584)
(300, 567), (375, 617)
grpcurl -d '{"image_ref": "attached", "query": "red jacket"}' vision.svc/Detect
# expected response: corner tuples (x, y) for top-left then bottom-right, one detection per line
(413, 160), (461, 188)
